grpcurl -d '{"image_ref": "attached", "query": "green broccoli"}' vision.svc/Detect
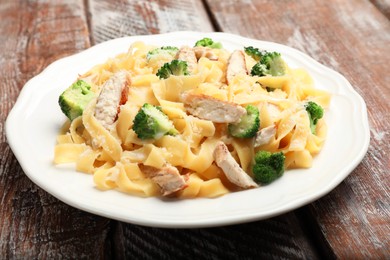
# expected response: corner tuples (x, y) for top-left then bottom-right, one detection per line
(250, 51), (286, 77)
(251, 62), (268, 77)
(146, 46), (179, 61)
(305, 101), (324, 134)
(244, 46), (266, 61)
(58, 80), (95, 121)
(228, 105), (260, 138)
(194, 37), (222, 49)
(156, 60), (189, 79)
(253, 151), (285, 184)
(132, 103), (178, 140)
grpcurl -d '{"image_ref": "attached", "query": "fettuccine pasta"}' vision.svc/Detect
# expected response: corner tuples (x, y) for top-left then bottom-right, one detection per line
(54, 39), (331, 199)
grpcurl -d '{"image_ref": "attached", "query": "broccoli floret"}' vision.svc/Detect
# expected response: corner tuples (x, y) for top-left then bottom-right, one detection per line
(146, 46), (179, 61)
(132, 103), (178, 140)
(250, 51), (286, 77)
(244, 46), (266, 61)
(228, 105), (260, 138)
(251, 62), (269, 77)
(194, 37), (222, 49)
(58, 80), (95, 121)
(253, 151), (285, 184)
(305, 101), (324, 134)
(156, 60), (189, 79)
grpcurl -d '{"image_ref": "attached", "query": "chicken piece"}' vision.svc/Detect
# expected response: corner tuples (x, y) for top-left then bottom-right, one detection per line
(193, 46), (218, 61)
(226, 50), (247, 84)
(175, 46), (198, 73)
(254, 125), (276, 147)
(139, 164), (188, 196)
(213, 142), (258, 189)
(94, 71), (130, 129)
(181, 93), (246, 123)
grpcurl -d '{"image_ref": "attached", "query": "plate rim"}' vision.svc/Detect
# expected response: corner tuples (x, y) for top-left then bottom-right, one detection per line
(5, 31), (370, 228)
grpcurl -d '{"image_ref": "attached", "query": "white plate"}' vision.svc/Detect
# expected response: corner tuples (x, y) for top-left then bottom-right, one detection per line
(6, 32), (370, 228)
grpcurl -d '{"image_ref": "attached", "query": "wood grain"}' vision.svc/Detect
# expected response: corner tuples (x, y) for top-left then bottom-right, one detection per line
(87, 0), (214, 44)
(0, 1), (111, 258)
(204, 0), (390, 258)
(370, 0), (390, 18)
(114, 213), (320, 259)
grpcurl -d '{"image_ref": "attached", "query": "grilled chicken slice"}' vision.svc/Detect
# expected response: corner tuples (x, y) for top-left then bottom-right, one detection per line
(139, 164), (188, 196)
(254, 125), (276, 147)
(94, 71), (130, 129)
(175, 46), (198, 73)
(214, 142), (258, 189)
(193, 46), (218, 61)
(181, 93), (246, 123)
(226, 50), (247, 84)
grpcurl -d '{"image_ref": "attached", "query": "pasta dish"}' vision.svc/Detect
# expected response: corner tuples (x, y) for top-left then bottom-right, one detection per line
(54, 38), (331, 199)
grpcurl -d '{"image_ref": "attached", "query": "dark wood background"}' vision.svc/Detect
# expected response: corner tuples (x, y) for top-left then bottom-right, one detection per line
(1, 0), (389, 258)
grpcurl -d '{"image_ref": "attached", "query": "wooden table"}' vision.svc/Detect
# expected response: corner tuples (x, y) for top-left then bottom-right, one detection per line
(1, 0), (389, 258)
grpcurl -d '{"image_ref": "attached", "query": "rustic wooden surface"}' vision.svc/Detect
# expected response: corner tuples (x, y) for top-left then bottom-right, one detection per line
(1, 0), (389, 259)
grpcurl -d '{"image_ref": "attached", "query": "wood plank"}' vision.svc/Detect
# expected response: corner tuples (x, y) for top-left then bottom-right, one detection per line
(87, 0), (214, 44)
(370, 0), (390, 19)
(87, 1), (321, 258)
(0, 1), (111, 258)
(204, 0), (390, 258)
(114, 213), (320, 259)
